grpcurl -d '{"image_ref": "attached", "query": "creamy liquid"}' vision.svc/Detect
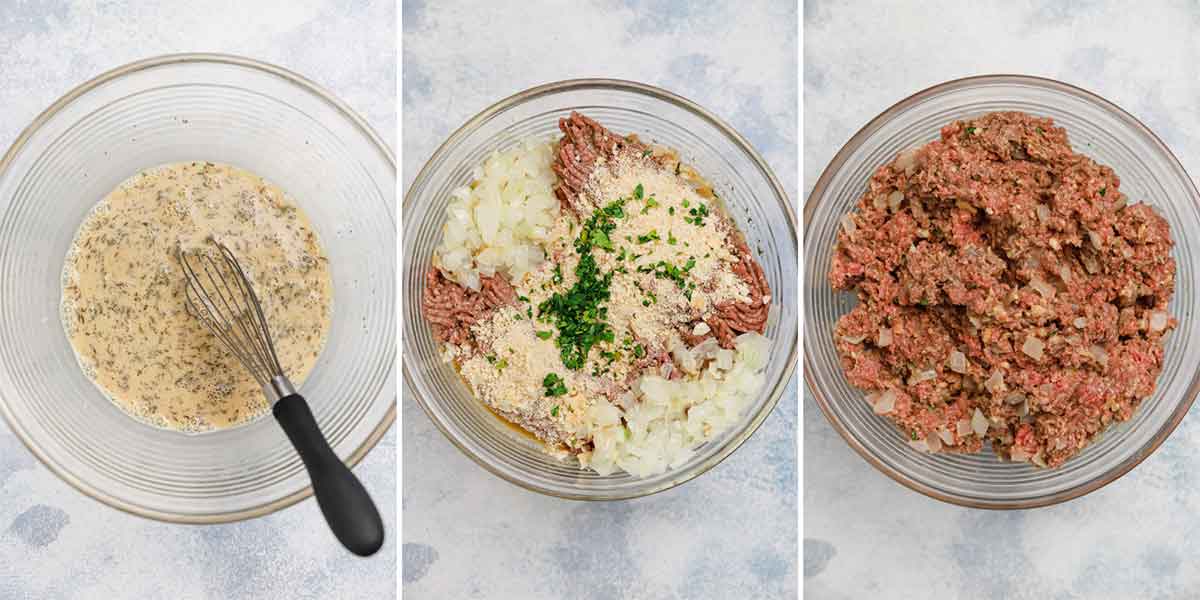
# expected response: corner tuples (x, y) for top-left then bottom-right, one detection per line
(61, 162), (333, 432)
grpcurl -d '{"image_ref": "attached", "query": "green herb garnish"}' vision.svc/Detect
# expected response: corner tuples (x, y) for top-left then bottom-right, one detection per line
(637, 230), (660, 244)
(543, 373), (568, 397)
(536, 330), (553, 340)
(551, 405), (560, 416)
(634, 183), (644, 200)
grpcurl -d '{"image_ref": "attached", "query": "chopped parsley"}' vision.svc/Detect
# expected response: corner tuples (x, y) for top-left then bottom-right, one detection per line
(485, 354), (497, 364)
(668, 206), (675, 216)
(684, 203), (710, 226)
(641, 196), (659, 214)
(538, 202), (624, 370)
(633, 344), (646, 358)
(552, 264), (563, 284)
(495, 358), (508, 371)
(641, 149), (652, 158)
(551, 405), (560, 416)
(667, 231), (677, 245)
(536, 330), (553, 340)
(634, 183), (644, 200)
(576, 199), (625, 253)
(1099, 187), (1107, 197)
(637, 229), (660, 244)
(637, 258), (695, 289)
(682, 199), (690, 209)
(543, 373), (568, 397)
(966, 126), (977, 135)
(517, 295), (529, 302)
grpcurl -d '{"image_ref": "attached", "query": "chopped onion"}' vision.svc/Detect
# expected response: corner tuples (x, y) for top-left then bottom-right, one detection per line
(938, 429), (956, 447)
(1149, 311), (1169, 332)
(1089, 344), (1109, 368)
(1081, 252), (1100, 274)
(971, 408), (989, 436)
(1029, 277), (1055, 299)
(1005, 392), (1026, 405)
(1059, 265), (1073, 283)
(908, 369), (937, 385)
(895, 148), (919, 173)
(872, 389), (897, 414)
(840, 214), (857, 236)
(948, 350), (968, 374)
(1073, 317), (1087, 329)
(872, 194), (888, 210)
(1010, 446), (1030, 462)
(956, 419), (973, 437)
(714, 349), (734, 371)
(877, 327), (893, 347)
(925, 431), (943, 452)
(1087, 230), (1103, 250)
(1017, 399), (1029, 417)
(1121, 246), (1134, 259)
(841, 334), (866, 344)
(693, 322), (712, 337)
(1055, 438), (1069, 451)
(910, 198), (926, 220)
(1036, 204), (1050, 223)
(1031, 452), (1048, 468)
(694, 337), (721, 358)
(908, 439), (929, 453)
(1022, 336), (1045, 361)
(985, 370), (1005, 393)
(888, 190), (904, 211)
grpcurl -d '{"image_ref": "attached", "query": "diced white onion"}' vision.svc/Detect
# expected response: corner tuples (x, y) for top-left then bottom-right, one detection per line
(1089, 344), (1109, 368)
(971, 408), (989, 436)
(908, 369), (937, 385)
(1081, 253), (1100, 274)
(1031, 452), (1048, 468)
(872, 194), (888, 210)
(1149, 311), (1169, 332)
(1073, 317), (1087, 329)
(888, 190), (904, 212)
(1005, 392), (1026, 406)
(877, 327), (893, 347)
(938, 429), (956, 447)
(985, 370), (1005, 393)
(1036, 204), (1050, 223)
(1010, 446), (1030, 462)
(908, 439), (929, 453)
(1088, 230), (1103, 250)
(948, 350), (967, 374)
(840, 214), (857, 236)
(1022, 336), (1045, 361)
(1029, 277), (1055, 299)
(956, 419), (973, 437)
(872, 389), (896, 414)
(841, 334), (866, 344)
(895, 148), (919, 173)
(925, 431), (942, 452)
(1059, 265), (1072, 283)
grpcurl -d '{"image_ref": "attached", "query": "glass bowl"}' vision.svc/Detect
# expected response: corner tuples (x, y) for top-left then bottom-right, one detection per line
(403, 79), (797, 500)
(0, 54), (396, 522)
(805, 74), (1200, 509)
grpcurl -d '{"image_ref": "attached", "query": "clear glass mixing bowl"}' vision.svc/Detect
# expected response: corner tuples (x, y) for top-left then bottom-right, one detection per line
(403, 79), (798, 499)
(0, 54), (396, 522)
(805, 75), (1200, 508)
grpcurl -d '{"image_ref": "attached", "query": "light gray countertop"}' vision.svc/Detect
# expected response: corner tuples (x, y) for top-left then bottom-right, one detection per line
(403, 1), (797, 598)
(0, 3), (396, 599)
(805, 1), (1200, 598)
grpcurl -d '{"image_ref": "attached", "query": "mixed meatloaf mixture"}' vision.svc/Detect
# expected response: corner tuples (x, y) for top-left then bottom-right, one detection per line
(421, 112), (773, 476)
(829, 111), (1177, 467)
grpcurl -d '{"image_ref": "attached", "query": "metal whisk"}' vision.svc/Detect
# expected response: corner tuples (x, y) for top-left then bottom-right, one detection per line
(180, 241), (383, 557)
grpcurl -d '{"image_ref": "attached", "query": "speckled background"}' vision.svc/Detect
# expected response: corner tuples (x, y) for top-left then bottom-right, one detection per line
(806, 1), (1200, 598)
(403, 1), (797, 598)
(0, 2), (396, 599)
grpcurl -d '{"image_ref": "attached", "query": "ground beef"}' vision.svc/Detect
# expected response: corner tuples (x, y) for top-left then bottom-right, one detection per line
(422, 266), (516, 346)
(829, 111), (1177, 467)
(552, 111), (648, 214)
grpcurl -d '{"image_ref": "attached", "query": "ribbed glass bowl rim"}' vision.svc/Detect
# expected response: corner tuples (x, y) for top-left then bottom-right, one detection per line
(803, 73), (1200, 509)
(0, 52), (397, 524)
(403, 78), (797, 500)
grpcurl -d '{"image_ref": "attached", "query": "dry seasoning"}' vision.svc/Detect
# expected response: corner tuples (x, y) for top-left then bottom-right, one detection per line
(62, 162), (332, 431)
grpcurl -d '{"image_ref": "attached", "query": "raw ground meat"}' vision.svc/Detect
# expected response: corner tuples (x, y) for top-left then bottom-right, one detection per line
(829, 111), (1176, 467)
(422, 267), (515, 346)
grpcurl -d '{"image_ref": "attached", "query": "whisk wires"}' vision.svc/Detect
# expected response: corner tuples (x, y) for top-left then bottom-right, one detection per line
(179, 242), (285, 392)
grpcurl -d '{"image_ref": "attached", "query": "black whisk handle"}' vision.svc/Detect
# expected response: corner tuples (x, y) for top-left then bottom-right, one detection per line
(273, 394), (384, 557)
